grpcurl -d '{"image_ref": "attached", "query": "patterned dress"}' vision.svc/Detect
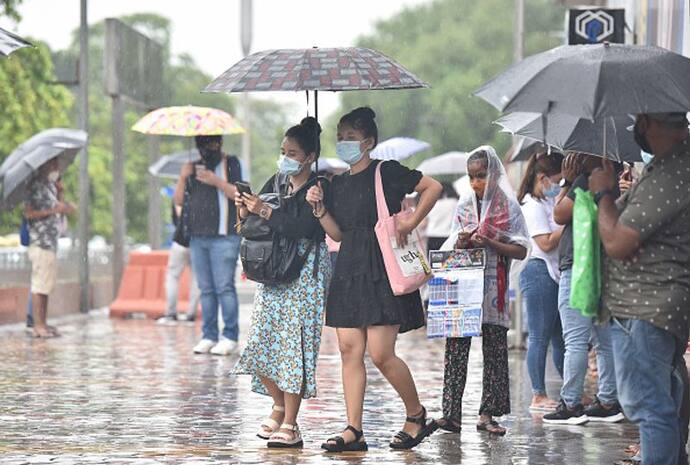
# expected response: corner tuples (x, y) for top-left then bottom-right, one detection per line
(233, 242), (331, 399)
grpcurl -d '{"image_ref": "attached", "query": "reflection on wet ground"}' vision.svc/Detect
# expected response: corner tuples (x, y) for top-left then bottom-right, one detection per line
(0, 306), (639, 464)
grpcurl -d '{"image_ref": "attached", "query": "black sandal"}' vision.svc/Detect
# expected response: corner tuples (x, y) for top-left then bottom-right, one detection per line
(476, 419), (506, 436)
(437, 417), (462, 433)
(321, 425), (368, 452)
(389, 406), (439, 450)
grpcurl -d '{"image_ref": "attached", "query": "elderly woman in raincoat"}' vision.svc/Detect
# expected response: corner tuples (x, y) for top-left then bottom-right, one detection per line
(437, 146), (529, 436)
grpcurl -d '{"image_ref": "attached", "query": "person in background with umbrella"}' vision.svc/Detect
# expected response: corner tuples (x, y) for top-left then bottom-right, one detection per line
(23, 157), (76, 338)
(307, 107), (442, 451)
(174, 135), (243, 356)
(590, 112), (690, 465)
(543, 153), (624, 425)
(516, 151), (565, 411)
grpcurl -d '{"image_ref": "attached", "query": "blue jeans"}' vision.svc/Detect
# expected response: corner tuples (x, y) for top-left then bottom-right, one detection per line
(558, 268), (617, 407)
(611, 318), (687, 465)
(519, 259), (564, 396)
(190, 235), (241, 342)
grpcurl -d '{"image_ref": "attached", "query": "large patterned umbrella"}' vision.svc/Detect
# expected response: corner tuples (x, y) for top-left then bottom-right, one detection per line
(203, 47), (427, 120)
(132, 106), (245, 136)
(0, 27), (32, 57)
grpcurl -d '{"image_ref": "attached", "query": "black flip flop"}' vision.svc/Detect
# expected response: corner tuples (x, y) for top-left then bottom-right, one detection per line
(390, 406), (439, 450)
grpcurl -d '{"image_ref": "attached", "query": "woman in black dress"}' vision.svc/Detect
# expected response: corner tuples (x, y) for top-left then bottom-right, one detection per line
(306, 107), (442, 451)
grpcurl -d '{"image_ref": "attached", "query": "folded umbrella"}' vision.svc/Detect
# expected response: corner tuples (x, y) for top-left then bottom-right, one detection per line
(496, 112), (641, 162)
(370, 137), (431, 161)
(474, 43), (690, 119)
(0, 128), (88, 210)
(417, 151), (469, 176)
(0, 27), (32, 57)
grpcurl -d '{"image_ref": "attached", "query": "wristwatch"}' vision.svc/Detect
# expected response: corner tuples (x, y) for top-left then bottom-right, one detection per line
(259, 206), (271, 220)
(559, 178), (572, 188)
(594, 190), (614, 205)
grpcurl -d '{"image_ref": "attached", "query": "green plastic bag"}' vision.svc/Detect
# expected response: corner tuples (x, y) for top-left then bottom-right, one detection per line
(569, 188), (600, 317)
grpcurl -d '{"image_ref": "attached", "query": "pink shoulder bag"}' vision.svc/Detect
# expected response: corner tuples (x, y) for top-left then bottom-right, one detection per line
(374, 162), (432, 296)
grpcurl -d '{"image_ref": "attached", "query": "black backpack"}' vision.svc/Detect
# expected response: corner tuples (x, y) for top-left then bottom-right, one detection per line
(238, 175), (316, 285)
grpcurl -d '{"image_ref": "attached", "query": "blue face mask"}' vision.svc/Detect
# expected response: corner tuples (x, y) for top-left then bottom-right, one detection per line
(543, 180), (560, 198)
(640, 151), (654, 165)
(277, 154), (303, 176)
(336, 140), (365, 165)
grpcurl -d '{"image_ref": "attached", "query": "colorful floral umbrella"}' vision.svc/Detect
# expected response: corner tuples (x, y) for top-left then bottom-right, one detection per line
(131, 106), (245, 136)
(0, 27), (32, 57)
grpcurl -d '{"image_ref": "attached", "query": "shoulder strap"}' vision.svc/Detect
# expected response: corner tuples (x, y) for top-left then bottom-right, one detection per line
(374, 161), (391, 220)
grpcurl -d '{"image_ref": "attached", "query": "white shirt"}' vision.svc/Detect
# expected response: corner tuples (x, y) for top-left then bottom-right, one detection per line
(521, 194), (560, 283)
(426, 197), (457, 238)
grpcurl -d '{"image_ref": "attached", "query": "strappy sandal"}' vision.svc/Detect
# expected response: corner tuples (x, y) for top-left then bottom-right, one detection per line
(321, 425), (368, 452)
(256, 405), (285, 440)
(437, 417), (462, 433)
(389, 406), (439, 450)
(476, 419), (506, 436)
(267, 423), (303, 448)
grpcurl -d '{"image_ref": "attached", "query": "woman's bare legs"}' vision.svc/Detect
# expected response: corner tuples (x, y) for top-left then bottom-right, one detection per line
(328, 327), (367, 444)
(367, 325), (424, 437)
(259, 376), (285, 436)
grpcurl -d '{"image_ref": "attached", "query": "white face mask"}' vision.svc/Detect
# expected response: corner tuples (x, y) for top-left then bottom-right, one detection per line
(47, 171), (60, 183)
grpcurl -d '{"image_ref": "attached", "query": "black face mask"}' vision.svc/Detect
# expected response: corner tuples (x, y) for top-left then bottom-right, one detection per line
(200, 148), (222, 169)
(633, 122), (653, 154)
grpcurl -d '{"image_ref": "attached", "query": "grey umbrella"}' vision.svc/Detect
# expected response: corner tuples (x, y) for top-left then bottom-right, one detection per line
(0, 128), (88, 210)
(496, 112), (641, 162)
(475, 43), (690, 119)
(0, 27), (32, 57)
(148, 149), (201, 179)
(506, 137), (545, 163)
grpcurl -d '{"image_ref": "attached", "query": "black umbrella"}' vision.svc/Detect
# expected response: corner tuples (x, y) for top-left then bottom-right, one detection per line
(496, 112), (641, 162)
(474, 43), (690, 119)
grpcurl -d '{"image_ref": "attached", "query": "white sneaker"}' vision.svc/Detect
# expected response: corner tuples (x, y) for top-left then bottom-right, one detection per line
(193, 339), (217, 354)
(156, 316), (178, 326)
(210, 339), (238, 356)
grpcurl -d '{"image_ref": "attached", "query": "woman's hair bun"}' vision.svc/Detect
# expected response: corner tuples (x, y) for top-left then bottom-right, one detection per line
(351, 106), (376, 121)
(300, 116), (322, 135)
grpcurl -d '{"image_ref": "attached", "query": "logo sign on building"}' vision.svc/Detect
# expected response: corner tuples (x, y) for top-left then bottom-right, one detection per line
(568, 8), (625, 45)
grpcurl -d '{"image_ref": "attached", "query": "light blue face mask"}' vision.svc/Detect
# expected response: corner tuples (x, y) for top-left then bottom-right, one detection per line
(336, 140), (365, 165)
(640, 151), (654, 165)
(543, 179), (560, 198)
(277, 154), (303, 175)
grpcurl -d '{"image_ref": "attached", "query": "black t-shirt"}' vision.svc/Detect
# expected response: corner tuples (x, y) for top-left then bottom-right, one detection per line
(558, 171), (620, 271)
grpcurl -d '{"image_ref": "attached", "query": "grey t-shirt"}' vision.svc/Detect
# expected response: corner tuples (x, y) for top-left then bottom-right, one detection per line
(602, 140), (690, 341)
(26, 178), (60, 251)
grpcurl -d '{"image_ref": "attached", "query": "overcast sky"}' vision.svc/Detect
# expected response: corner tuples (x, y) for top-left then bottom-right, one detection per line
(1, 0), (431, 118)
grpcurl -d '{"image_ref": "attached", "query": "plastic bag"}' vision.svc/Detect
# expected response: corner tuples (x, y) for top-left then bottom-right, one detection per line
(569, 188), (600, 317)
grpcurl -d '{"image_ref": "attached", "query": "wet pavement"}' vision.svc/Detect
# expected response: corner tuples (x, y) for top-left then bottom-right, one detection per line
(0, 302), (640, 465)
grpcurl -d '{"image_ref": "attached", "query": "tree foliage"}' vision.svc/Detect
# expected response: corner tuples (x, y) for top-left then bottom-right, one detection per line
(326, 0), (564, 165)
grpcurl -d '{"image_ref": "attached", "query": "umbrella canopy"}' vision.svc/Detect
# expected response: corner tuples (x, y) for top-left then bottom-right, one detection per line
(505, 137), (545, 163)
(0, 27), (32, 57)
(148, 149), (201, 179)
(474, 43), (690, 119)
(313, 157), (348, 174)
(132, 106), (245, 136)
(203, 47), (428, 94)
(496, 112), (641, 162)
(0, 128), (87, 209)
(370, 137), (431, 161)
(417, 151), (469, 176)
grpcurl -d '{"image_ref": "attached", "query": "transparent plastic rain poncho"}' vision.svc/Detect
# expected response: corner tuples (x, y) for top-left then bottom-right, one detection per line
(442, 145), (530, 318)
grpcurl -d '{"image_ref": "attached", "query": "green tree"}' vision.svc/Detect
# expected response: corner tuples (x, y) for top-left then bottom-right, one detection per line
(0, 42), (73, 234)
(328, 0), (564, 166)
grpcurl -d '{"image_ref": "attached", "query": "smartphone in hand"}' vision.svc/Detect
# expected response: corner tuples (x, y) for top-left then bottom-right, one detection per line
(235, 181), (252, 196)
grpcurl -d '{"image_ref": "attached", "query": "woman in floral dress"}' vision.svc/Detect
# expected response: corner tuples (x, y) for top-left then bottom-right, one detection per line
(233, 117), (331, 448)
